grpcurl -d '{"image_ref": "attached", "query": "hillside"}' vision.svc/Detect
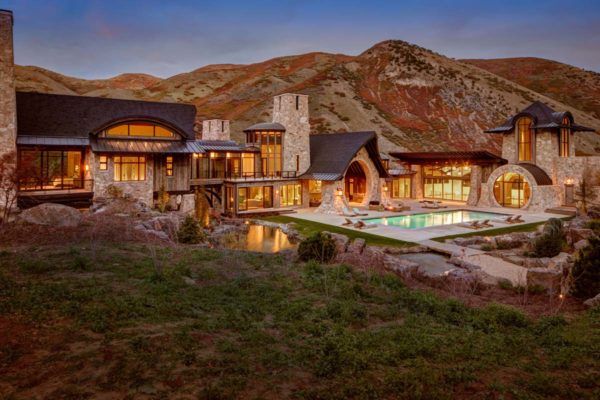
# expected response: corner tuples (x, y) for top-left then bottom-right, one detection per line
(15, 42), (600, 154)
(463, 57), (600, 121)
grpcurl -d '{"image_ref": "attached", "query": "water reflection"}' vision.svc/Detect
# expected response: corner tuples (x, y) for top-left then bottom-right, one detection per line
(225, 225), (296, 253)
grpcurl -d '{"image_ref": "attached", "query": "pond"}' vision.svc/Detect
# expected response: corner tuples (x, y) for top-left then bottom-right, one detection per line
(398, 252), (456, 277)
(221, 224), (297, 253)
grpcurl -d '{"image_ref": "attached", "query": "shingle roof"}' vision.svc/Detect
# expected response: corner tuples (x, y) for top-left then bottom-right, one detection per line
(518, 163), (553, 185)
(485, 101), (595, 133)
(299, 131), (388, 181)
(243, 122), (286, 132)
(16, 92), (197, 140)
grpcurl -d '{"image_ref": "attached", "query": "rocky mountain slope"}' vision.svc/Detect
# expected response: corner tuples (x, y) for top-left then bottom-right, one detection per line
(15, 41), (600, 154)
(463, 57), (600, 121)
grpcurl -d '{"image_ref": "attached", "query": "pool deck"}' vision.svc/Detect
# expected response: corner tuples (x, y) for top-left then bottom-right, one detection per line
(290, 201), (564, 285)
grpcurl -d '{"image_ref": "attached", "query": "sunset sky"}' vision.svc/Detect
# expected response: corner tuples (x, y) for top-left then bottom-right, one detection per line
(3, 0), (600, 78)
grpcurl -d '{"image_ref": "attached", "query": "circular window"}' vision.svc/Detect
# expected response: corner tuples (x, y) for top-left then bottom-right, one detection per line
(493, 172), (531, 208)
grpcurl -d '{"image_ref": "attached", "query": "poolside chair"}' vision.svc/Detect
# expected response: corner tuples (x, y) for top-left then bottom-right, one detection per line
(340, 206), (357, 217)
(479, 219), (493, 228)
(342, 218), (355, 226)
(494, 215), (514, 224)
(458, 220), (483, 229)
(433, 200), (448, 209)
(511, 215), (524, 223)
(354, 220), (377, 229)
(352, 207), (368, 216)
(422, 202), (440, 209)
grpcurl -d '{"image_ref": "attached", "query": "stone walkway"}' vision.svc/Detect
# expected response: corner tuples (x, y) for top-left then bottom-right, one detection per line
(419, 239), (527, 285)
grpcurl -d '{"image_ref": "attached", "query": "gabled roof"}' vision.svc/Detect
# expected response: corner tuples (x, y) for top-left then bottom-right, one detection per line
(485, 101), (595, 133)
(390, 150), (506, 165)
(243, 122), (286, 132)
(16, 92), (197, 140)
(299, 131), (388, 181)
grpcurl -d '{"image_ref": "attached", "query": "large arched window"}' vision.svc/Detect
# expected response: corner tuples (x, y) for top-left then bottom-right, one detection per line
(517, 117), (533, 161)
(560, 116), (570, 157)
(493, 172), (531, 208)
(99, 121), (176, 139)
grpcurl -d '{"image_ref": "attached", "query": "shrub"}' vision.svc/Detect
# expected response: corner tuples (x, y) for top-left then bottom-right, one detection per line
(298, 232), (337, 263)
(177, 216), (205, 244)
(571, 236), (600, 299)
(584, 219), (600, 233)
(533, 218), (565, 257)
(156, 185), (170, 213)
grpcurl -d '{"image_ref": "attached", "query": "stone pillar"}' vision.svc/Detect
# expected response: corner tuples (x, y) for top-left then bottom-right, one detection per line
(412, 165), (423, 199)
(0, 10), (17, 210)
(316, 180), (346, 214)
(272, 93), (310, 175)
(466, 165), (482, 206)
(201, 119), (230, 141)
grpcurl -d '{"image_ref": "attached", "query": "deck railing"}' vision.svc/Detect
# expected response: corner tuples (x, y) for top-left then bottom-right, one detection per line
(192, 171), (297, 180)
(18, 178), (94, 193)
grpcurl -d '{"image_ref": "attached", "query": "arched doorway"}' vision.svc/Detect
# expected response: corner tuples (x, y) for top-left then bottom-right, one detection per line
(345, 161), (367, 204)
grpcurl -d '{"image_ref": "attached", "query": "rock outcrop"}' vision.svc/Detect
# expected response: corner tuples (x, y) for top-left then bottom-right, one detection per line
(19, 203), (82, 227)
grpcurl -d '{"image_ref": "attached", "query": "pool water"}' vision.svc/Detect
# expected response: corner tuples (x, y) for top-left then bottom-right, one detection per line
(367, 209), (507, 230)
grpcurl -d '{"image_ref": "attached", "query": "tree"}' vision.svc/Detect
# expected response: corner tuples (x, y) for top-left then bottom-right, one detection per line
(0, 151), (18, 224)
(574, 165), (600, 216)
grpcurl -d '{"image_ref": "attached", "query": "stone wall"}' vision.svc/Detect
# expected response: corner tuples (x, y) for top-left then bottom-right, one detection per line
(346, 147), (382, 206)
(535, 130), (558, 181)
(315, 180), (346, 214)
(501, 131), (517, 164)
(466, 165), (482, 206)
(201, 119), (230, 141)
(272, 94), (310, 175)
(92, 153), (154, 206)
(0, 10), (17, 208)
(412, 165), (423, 199)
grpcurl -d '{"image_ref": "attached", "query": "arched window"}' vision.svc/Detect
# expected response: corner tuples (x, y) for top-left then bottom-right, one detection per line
(99, 122), (176, 139)
(560, 116), (570, 157)
(493, 172), (531, 208)
(517, 117), (533, 161)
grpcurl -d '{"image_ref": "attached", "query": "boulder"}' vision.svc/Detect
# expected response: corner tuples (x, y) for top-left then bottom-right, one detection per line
(19, 203), (82, 227)
(452, 236), (485, 247)
(548, 252), (572, 272)
(383, 245), (428, 255)
(383, 255), (419, 275)
(574, 239), (589, 251)
(568, 228), (595, 245)
(347, 238), (366, 254)
(583, 293), (600, 308)
(523, 257), (550, 269)
(587, 205), (600, 219)
(526, 267), (562, 293)
(324, 231), (350, 254)
(142, 214), (181, 238)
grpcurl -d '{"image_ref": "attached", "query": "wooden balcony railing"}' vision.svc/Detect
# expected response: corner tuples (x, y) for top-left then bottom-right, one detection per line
(18, 178), (94, 193)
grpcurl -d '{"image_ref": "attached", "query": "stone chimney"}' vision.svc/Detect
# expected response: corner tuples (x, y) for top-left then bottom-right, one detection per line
(272, 93), (310, 175)
(201, 119), (230, 141)
(0, 9), (17, 160)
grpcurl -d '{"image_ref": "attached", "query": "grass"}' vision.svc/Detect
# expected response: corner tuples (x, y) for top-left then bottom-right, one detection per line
(1, 243), (599, 399)
(259, 215), (415, 248)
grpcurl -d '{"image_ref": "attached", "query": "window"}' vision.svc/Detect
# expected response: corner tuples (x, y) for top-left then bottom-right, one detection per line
(560, 116), (570, 157)
(237, 186), (273, 211)
(102, 122), (176, 139)
(18, 149), (84, 191)
(258, 131), (282, 176)
(296, 155), (300, 171)
(166, 156), (173, 176)
(295, 95), (299, 110)
(242, 153), (255, 177)
(114, 156), (146, 181)
(422, 165), (471, 201)
(517, 117), (533, 162)
(99, 155), (108, 170)
(391, 177), (411, 198)
(281, 184), (302, 206)
(493, 172), (531, 208)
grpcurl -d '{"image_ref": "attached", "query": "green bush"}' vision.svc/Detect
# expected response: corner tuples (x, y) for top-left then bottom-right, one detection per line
(571, 236), (600, 299)
(533, 218), (565, 257)
(298, 232), (337, 263)
(177, 216), (205, 244)
(584, 219), (600, 233)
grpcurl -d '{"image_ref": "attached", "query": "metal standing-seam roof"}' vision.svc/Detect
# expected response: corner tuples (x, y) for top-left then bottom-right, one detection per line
(90, 138), (204, 154)
(517, 163), (553, 185)
(16, 91), (197, 139)
(390, 150), (506, 165)
(243, 122), (286, 132)
(299, 131), (388, 181)
(17, 135), (90, 147)
(485, 101), (595, 133)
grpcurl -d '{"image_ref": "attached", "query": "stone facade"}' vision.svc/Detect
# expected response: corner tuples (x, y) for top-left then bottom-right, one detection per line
(316, 180), (347, 214)
(466, 165), (482, 206)
(201, 119), (230, 141)
(0, 10), (17, 208)
(346, 147), (382, 206)
(272, 94), (310, 175)
(501, 130), (517, 164)
(91, 153), (154, 206)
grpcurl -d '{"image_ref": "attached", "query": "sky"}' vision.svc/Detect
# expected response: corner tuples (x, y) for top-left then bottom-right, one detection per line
(2, 0), (600, 79)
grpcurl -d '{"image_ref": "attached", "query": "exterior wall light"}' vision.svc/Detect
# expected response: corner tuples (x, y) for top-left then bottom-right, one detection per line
(565, 178), (574, 185)
(336, 189), (343, 196)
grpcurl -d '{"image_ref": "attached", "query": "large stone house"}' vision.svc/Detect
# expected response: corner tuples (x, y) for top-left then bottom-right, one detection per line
(1, 9), (598, 217)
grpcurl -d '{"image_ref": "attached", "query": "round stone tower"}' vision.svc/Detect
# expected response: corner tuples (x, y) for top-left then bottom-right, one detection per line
(272, 93), (310, 175)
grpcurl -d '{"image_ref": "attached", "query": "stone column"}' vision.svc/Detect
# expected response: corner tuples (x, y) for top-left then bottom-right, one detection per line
(201, 119), (230, 141)
(466, 165), (482, 206)
(316, 180), (346, 214)
(0, 10), (17, 210)
(412, 165), (423, 199)
(272, 94), (310, 175)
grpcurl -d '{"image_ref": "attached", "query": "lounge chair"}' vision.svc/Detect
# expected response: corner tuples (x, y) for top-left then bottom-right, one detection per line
(354, 220), (377, 229)
(458, 220), (483, 229)
(494, 215), (515, 224)
(342, 217), (355, 226)
(512, 215), (524, 223)
(479, 219), (493, 228)
(352, 207), (368, 216)
(422, 202), (440, 209)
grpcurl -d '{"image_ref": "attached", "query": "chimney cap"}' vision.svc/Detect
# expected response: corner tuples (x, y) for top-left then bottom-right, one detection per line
(0, 9), (13, 23)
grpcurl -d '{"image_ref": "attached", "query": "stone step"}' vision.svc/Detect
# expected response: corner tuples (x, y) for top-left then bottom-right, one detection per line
(545, 206), (577, 216)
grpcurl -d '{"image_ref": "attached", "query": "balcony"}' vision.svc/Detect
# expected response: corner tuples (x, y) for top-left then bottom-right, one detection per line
(190, 171), (297, 185)
(17, 179), (95, 209)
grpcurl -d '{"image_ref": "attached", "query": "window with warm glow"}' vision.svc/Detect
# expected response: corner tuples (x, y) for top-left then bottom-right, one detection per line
(102, 122), (176, 139)
(237, 186), (273, 211)
(114, 155), (146, 181)
(166, 156), (173, 176)
(493, 172), (531, 208)
(560, 116), (570, 157)
(391, 177), (411, 198)
(281, 184), (302, 206)
(517, 117), (533, 161)
(423, 165), (471, 201)
(99, 155), (108, 170)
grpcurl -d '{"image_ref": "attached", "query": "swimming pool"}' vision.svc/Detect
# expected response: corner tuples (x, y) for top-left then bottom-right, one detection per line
(366, 209), (508, 230)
